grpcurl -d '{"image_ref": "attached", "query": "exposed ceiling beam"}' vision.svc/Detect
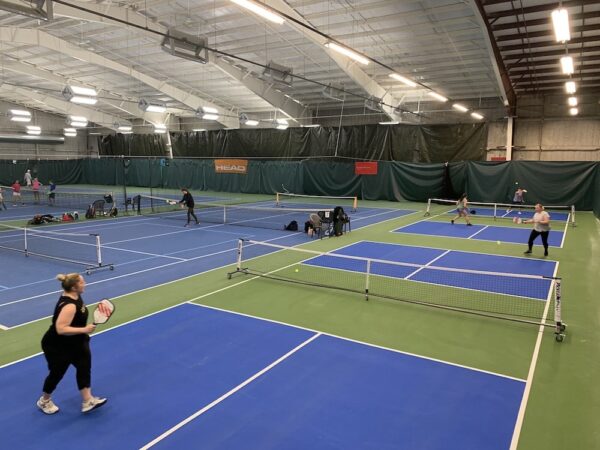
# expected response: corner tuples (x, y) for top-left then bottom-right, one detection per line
(492, 11), (600, 31)
(261, 0), (407, 120)
(0, 85), (123, 131)
(0, 26), (239, 128)
(504, 45), (600, 62)
(0, 59), (167, 124)
(470, 0), (514, 113)
(510, 64), (600, 77)
(509, 54), (600, 70)
(496, 24), (599, 42)
(486, 0), (600, 20)
(53, 1), (313, 123)
(500, 36), (600, 52)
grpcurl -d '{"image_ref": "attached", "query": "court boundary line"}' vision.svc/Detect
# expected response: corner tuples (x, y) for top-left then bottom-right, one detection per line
(350, 239), (559, 265)
(390, 226), (564, 248)
(0, 323), (8, 330)
(0, 232), (301, 320)
(185, 302), (525, 382)
(404, 249), (451, 280)
(509, 262), (560, 450)
(560, 218), (569, 248)
(139, 332), (322, 449)
(467, 225), (489, 239)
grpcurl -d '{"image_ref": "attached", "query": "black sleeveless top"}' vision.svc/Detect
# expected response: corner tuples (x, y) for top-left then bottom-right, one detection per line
(43, 295), (89, 346)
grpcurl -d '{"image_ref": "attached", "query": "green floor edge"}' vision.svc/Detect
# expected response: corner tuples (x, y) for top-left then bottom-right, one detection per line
(1, 200), (599, 450)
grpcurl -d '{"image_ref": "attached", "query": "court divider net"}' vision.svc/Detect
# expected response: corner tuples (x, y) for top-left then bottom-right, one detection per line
(275, 192), (358, 211)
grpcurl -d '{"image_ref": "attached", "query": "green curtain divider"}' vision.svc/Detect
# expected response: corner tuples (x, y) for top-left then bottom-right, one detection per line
(1, 159), (82, 186)
(169, 123), (487, 162)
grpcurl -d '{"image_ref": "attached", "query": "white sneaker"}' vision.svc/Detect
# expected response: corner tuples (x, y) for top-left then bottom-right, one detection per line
(37, 396), (59, 415)
(81, 396), (107, 413)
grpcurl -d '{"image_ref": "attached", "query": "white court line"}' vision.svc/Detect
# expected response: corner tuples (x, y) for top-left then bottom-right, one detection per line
(560, 218), (569, 249)
(186, 303), (525, 382)
(2, 232), (300, 325)
(509, 262), (560, 450)
(101, 245), (187, 261)
(140, 332), (322, 449)
(467, 225), (489, 239)
(404, 250), (451, 280)
(0, 323), (8, 330)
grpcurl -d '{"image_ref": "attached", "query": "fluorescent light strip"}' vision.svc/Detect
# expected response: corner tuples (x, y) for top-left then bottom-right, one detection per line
(471, 112), (484, 120)
(26, 126), (41, 135)
(560, 56), (574, 75)
(64, 128), (76, 133)
(147, 105), (166, 113)
(389, 73), (417, 87)
(551, 9), (570, 43)
(303, 124), (321, 128)
(230, 0), (285, 24)
(68, 85), (97, 97)
(118, 126), (133, 132)
(379, 121), (399, 125)
(70, 121), (88, 127)
(193, 128), (206, 132)
(324, 42), (369, 65)
(244, 120), (259, 126)
(569, 107), (578, 116)
(427, 91), (448, 102)
(202, 106), (218, 114)
(568, 97), (578, 107)
(64, 132), (77, 137)
(565, 81), (576, 94)
(69, 96), (98, 105)
(452, 103), (468, 113)
(202, 114), (219, 121)
(11, 116), (31, 122)
(10, 109), (31, 116)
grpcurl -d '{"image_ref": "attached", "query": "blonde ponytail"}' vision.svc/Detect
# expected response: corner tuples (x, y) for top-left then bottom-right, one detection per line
(56, 273), (81, 292)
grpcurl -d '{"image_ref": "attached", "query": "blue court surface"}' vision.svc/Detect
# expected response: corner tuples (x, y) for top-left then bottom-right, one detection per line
(303, 241), (557, 300)
(444, 207), (571, 222)
(0, 206), (415, 328)
(393, 221), (564, 247)
(0, 303), (524, 450)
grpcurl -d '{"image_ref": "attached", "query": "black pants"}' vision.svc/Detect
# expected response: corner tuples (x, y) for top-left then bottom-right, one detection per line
(41, 337), (92, 393)
(187, 207), (198, 224)
(528, 230), (549, 252)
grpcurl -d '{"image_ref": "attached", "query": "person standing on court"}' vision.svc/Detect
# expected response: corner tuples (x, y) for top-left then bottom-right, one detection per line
(524, 204), (550, 257)
(450, 193), (473, 226)
(32, 177), (43, 204)
(24, 169), (32, 187)
(37, 273), (107, 415)
(179, 188), (199, 227)
(11, 180), (23, 206)
(507, 187), (527, 214)
(0, 186), (7, 210)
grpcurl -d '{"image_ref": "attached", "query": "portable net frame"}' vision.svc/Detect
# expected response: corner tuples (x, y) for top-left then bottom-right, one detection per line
(275, 192), (358, 212)
(134, 194), (325, 231)
(424, 198), (576, 227)
(227, 239), (566, 341)
(0, 224), (113, 274)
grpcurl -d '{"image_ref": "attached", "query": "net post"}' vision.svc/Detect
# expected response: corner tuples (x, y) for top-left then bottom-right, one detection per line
(554, 278), (565, 342)
(365, 259), (371, 301)
(352, 196), (358, 212)
(223, 205), (227, 224)
(275, 192), (280, 207)
(424, 198), (431, 217)
(493, 203), (497, 220)
(24, 227), (29, 257)
(95, 234), (102, 267)
(570, 205), (576, 227)
(227, 238), (245, 279)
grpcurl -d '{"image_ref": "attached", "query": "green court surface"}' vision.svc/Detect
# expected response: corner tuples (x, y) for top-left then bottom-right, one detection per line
(1, 198), (598, 450)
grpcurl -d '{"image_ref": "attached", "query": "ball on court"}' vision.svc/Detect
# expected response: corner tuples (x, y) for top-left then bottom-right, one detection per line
(515, 181), (519, 184)
(294, 268), (299, 273)
(497, 240), (501, 245)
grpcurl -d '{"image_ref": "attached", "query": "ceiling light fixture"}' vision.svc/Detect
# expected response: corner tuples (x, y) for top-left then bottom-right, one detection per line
(154, 124), (167, 134)
(63, 85), (98, 105)
(64, 128), (77, 137)
(560, 56), (574, 75)
(452, 104), (469, 113)
(427, 91), (448, 102)
(551, 8), (571, 43)
(324, 42), (369, 65)
(565, 81), (576, 94)
(379, 121), (399, 125)
(26, 125), (41, 135)
(230, 0), (285, 24)
(569, 107), (578, 116)
(139, 99), (167, 113)
(470, 112), (484, 120)
(276, 118), (288, 130)
(68, 116), (88, 127)
(568, 97), (578, 107)
(9, 109), (32, 122)
(389, 73), (417, 87)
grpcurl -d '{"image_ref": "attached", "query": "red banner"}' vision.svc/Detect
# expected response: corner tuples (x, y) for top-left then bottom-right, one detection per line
(355, 161), (378, 175)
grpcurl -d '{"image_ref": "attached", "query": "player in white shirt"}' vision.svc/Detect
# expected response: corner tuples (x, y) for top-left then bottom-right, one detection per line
(523, 204), (550, 257)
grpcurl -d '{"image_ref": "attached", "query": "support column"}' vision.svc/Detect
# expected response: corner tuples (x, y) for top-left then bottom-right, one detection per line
(506, 116), (514, 161)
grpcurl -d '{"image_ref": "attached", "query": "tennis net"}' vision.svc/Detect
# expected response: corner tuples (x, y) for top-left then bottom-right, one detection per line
(425, 198), (575, 226)
(1, 185), (114, 212)
(275, 192), (358, 211)
(0, 224), (113, 273)
(227, 239), (565, 341)
(134, 194), (326, 231)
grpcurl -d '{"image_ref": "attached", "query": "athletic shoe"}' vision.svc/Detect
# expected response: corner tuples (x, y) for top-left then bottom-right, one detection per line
(184, 223), (189, 227)
(37, 396), (59, 415)
(544, 251), (548, 257)
(524, 250), (532, 254)
(466, 223), (473, 226)
(81, 396), (107, 413)
(195, 221), (199, 225)
(450, 220), (454, 225)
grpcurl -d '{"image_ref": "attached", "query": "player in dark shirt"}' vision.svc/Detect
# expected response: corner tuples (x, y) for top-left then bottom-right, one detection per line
(179, 188), (199, 227)
(37, 273), (107, 414)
